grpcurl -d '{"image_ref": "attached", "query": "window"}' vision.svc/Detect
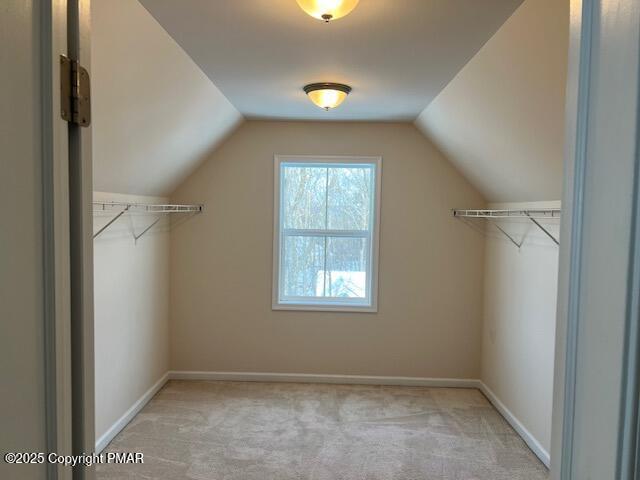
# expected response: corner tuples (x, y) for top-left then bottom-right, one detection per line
(273, 155), (381, 312)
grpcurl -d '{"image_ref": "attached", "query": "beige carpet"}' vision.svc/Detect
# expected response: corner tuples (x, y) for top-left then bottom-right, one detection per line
(97, 380), (549, 480)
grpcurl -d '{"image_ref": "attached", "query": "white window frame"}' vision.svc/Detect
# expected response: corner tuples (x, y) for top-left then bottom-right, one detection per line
(272, 155), (382, 312)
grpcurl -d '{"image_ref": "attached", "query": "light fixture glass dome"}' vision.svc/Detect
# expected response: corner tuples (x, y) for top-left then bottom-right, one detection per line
(296, 0), (360, 22)
(304, 83), (352, 110)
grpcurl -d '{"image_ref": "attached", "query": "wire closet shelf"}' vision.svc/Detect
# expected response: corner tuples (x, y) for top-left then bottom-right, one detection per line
(452, 208), (561, 248)
(92, 201), (203, 240)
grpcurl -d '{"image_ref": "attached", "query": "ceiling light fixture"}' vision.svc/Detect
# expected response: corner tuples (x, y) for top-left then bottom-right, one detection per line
(303, 83), (352, 111)
(296, 0), (360, 23)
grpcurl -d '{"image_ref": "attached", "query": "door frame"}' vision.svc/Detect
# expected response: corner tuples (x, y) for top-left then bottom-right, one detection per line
(552, 0), (640, 478)
(42, 0), (94, 479)
(42, 1), (73, 479)
(66, 1), (95, 479)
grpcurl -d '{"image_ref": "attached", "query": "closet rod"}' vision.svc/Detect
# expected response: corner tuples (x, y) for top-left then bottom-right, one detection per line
(93, 201), (203, 214)
(92, 201), (203, 239)
(452, 208), (561, 248)
(452, 208), (561, 219)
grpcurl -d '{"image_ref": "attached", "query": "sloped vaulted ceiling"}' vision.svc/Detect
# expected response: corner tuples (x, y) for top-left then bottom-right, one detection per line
(138, 0), (523, 121)
(93, 0), (567, 201)
(92, 0), (243, 196)
(415, 0), (569, 202)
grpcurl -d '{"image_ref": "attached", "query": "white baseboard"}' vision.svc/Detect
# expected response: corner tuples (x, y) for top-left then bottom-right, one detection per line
(95, 372), (169, 453)
(168, 370), (480, 388)
(478, 381), (550, 468)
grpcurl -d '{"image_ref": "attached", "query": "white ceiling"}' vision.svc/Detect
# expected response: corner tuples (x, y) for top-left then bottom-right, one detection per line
(139, 0), (523, 121)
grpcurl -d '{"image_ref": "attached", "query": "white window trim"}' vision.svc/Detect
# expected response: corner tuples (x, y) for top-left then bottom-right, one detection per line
(272, 155), (382, 313)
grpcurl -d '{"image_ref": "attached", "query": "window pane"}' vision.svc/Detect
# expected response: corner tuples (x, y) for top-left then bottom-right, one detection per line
(282, 166), (327, 229)
(327, 166), (373, 231)
(325, 237), (368, 298)
(282, 235), (326, 298)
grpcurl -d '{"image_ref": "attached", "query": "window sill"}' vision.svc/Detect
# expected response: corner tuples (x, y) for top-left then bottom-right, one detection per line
(272, 302), (378, 313)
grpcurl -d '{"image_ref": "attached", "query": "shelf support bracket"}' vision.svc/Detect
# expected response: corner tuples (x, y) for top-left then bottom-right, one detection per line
(525, 212), (560, 245)
(93, 205), (129, 239)
(133, 216), (162, 244)
(494, 223), (523, 249)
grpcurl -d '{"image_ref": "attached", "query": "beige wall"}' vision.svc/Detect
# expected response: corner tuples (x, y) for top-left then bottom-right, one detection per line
(412, 0), (567, 460)
(93, 192), (170, 445)
(91, 0), (242, 196)
(416, 0), (569, 202)
(170, 121), (486, 378)
(481, 201), (560, 459)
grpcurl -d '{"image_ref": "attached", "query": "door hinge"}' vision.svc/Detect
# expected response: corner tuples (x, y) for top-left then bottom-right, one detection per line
(60, 55), (91, 127)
